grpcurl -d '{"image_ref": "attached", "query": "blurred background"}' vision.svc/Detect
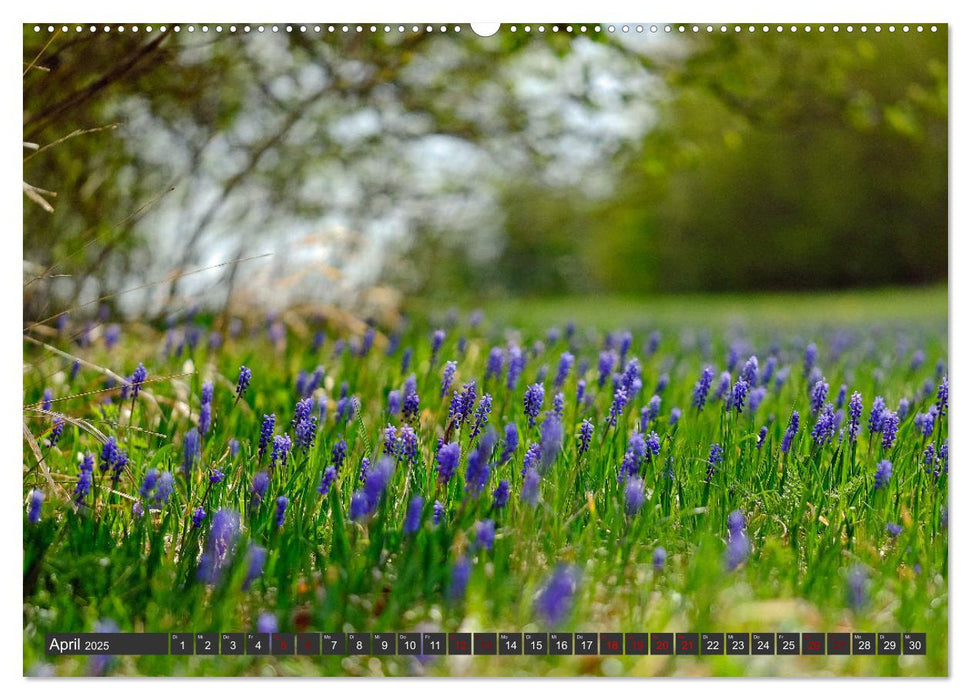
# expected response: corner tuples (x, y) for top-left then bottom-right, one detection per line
(22, 25), (947, 322)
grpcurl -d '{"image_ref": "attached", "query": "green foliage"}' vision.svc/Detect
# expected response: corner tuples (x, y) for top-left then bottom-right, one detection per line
(588, 29), (947, 293)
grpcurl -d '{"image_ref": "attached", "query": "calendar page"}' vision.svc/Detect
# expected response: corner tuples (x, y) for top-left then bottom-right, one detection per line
(22, 17), (948, 681)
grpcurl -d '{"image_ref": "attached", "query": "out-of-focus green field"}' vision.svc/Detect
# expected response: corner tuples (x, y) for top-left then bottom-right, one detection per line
(481, 286), (947, 329)
(24, 287), (948, 677)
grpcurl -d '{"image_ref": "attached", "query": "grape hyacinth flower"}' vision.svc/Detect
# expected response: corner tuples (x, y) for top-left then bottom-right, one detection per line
(523, 383), (545, 427)
(655, 374), (669, 394)
(619, 331), (633, 360)
(436, 441), (461, 484)
(140, 469), (159, 499)
(847, 392), (864, 441)
(470, 394), (493, 439)
(294, 411), (318, 453)
(404, 495), (424, 534)
(741, 356), (759, 387)
(383, 424), (398, 455)
(500, 423), (519, 463)
(724, 510), (750, 571)
(886, 522), (903, 537)
(645, 395), (661, 424)
(881, 411), (900, 450)
(88, 619), (120, 676)
(28, 489), (44, 523)
(705, 444), (724, 483)
(756, 426), (768, 449)
(317, 466), (337, 497)
(433, 500), (445, 525)
(653, 546), (666, 572)
(607, 388), (628, 428)
(874, 459), (893, 489)
(450, 381), (477, 424)
(760, 356), (777, 386)
(363, 457), (393, 510)
(179, 427), (200, 476)
(486, 347), (504, 380)
(349, 491), (369, 521)
(475, 519), (496, 551)
(535, 565), (578, 626)
(431, 329), (445, 357)
(809, 379), (829, 415)
(554, 352), (574, 389)
(270, 434), (292, 469)
(387, 389), (402, 416)
(539, 413), (563, 471)
(242, 545), (266, 590)
(100, 436), (121, 473)
(577, 419), (594, 457)
(647, 330), (661, 355)
(124, 363), (148, 402)
(692, 366), (714, 410)
(669, 407), (682, 426)
(465, 429), (497, 493)
(192, 506), (206, 529)
(847, 565), (868, 611)
(46, 414), (65, 448)
(506, 346), (526, 390)
(201, 379), (213, 406)
(781, 411), (800, 454)
(275, 496), (288, 528)
(727, 509), (745, 535)
(331, 437), (348, 469)
(235, 366), (252, 403)
(448, 557), (472, 601)
(897, 397), (910, 421)
(523, 442), (541, 475)
(258, 414), (275, 462)
(620, 358), (642, 396)
(715, 371), (732, 401)
(597, 351), (616, 387)
(936, 377), (948, 415)
(868, 397), (887, 434)
(625, 475), (645, 515)
(198, 509), (241, 585)
(257, 613), (278, 635)
(811, 403), (837, 445)
(522, 468), (541, 506)
(803, 342), (817, 377)
(403, 390), (420, 421)
(398, 425), (418, 464)
(251, 471), (270, 503)
(154, 472), (174, 505)
(728, 379), (749, 414)
(492, 480), (510, 509)
(74, 453), (94, 503)
(441, 361), (457, 398)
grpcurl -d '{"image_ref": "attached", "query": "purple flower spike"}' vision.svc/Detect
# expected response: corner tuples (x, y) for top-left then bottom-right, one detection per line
(28, 489), (44, 523)
(404, 495), (424, 534)
(874, 460), (893, 489)
(535, 565), (578, 626)
(524, 383), (545, 427)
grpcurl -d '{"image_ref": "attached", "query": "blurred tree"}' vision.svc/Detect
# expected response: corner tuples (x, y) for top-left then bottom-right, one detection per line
(589, 28), (947, 292)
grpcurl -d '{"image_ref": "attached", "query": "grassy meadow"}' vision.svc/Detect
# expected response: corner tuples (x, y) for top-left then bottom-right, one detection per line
(23, 288), (948, 676)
